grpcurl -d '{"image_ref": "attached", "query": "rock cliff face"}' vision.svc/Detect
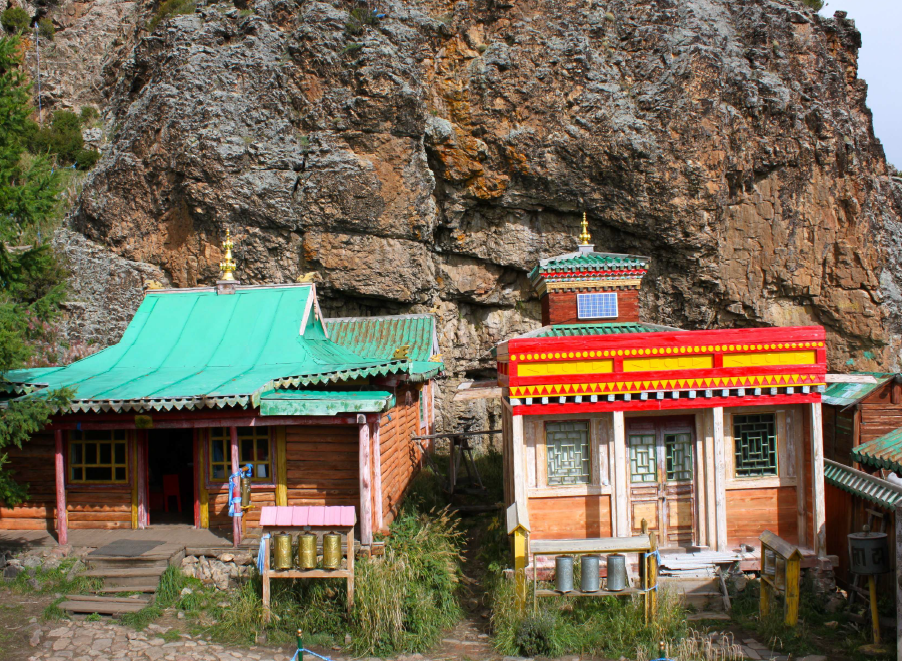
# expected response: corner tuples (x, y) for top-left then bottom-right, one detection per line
(27, 0), (902, 429)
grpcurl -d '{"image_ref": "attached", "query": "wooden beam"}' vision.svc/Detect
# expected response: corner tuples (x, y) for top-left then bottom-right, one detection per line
(358, 422), (372, 546)
(454, 380), (503, 401)
(230, 426), (240, 547)
(612, 411), (629, 538)
(810, 402), (826, 557)
(48, 413), (371, 431)
(712, 407), (728, 552)
(824, 374), (878, 384)
(412, 430), (502, 440)
(55, 429), (67, 545)
(511, 415), (529, 523)
(371, 418), (383, 531)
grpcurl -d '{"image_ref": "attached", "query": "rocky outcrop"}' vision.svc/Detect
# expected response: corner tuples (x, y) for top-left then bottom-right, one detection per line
(27, 0), (902, 428)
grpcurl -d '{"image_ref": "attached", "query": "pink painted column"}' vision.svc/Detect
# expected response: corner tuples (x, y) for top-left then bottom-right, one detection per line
(230, 426), (241, 547)
(54, 430), (67, 545)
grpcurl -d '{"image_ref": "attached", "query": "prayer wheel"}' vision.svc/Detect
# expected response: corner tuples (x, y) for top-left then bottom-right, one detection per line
(240, 476), (252, 508)
(297, 532), (318, 569)
(605, 554), (627, 591)
(555, 555), (574, 593)
(272, 532), (293, 570)
(322, 532), (342, 569)
(849, 526), (890, 575)
(580, 555), (600, 593)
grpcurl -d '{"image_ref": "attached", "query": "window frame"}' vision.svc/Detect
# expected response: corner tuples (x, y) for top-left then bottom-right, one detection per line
(543, 419), (593, 487)
(732, 412), (779, 479)
(68, 430), (129, 485)
(576, 292), (619, 320)
(206, 427), (275, 488)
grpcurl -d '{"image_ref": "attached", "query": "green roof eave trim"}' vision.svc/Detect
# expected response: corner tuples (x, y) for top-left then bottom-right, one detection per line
(822, 372), (896, 408)
(259, 390), (395, 416)
(825, 459), (902, 510)
(527, 251), (650, 281)
(851, 427), (902, 473)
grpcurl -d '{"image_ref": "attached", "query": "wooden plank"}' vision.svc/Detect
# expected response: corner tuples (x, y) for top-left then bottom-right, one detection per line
(810, 403), (825, 557)
(528, 495), (612, 539)
(536, 587), (643, 597)
(531, 534), (650, 555)
(55, 430), (67, 545)
(612, 411), (628, 538)
(358, 422), (372, 546)
(824, 374), (878, 384)
(61, 600), (147, 615)
(726, 488), (799, 546)
(712, 407), (727, 552)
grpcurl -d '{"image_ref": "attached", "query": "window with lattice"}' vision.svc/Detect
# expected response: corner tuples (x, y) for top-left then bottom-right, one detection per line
(733, 413), (778, 477)
(665, 433), (693, 482)
(69, 430), (128, 483)
(545, 421), (590, 485)
(209, 428), (272, 482)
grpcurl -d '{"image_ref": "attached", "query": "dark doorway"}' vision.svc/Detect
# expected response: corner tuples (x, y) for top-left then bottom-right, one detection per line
(147, 429), (195, 525)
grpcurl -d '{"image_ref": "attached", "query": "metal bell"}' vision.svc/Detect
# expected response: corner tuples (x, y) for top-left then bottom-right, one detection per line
(297, 532), (318, 569)
(272, 532), (293, 570)
(555, 555), (574, 593)
(322, 532), (342, 570)
(580, 555), (600, 593)
(240, 476), (252, 508)
(605, 553), (627, 591)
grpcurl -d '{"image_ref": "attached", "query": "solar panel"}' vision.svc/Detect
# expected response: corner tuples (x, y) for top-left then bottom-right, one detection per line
(577, 292), (618, 319)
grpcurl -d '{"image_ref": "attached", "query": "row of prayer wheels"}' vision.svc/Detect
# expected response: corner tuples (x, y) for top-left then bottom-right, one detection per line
(271, 531), (344, 571)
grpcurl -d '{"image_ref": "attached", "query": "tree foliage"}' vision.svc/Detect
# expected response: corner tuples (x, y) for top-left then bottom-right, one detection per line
(0, 36), (70, 506)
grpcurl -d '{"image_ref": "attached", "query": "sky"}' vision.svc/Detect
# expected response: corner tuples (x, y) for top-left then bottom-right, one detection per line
(820, 1), (902, 167)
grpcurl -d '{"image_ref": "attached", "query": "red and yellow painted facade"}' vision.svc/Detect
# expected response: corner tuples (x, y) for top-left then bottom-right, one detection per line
(497, 326), (827, 416)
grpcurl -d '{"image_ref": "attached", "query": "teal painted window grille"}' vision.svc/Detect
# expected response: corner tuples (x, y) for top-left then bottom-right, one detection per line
(665, 433), (693, 482)
(733, 413), (778, 477)
(629, 434), (657, 483)
(545, 421), (590, 485)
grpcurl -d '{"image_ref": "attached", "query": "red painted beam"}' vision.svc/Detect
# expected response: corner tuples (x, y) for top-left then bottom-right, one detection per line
(511, 392), (821, 416)
(510, 365), (826, 387)
(54, 430), (67, 545)
(46, 414), (375, 431)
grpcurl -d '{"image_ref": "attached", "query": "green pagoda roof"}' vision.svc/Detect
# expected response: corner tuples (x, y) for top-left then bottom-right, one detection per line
(825, 459), (902, 511)
(528, 251), (650, 280)
(852, 427), (902, 474)
(822, 373), (896, 407)
(4, 284), (437, 414)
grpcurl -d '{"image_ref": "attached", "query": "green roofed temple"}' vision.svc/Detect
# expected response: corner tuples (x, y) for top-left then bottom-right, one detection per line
(0, 234), (443, 547)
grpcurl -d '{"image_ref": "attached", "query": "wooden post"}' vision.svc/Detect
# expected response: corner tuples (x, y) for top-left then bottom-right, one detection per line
(135, 431), (147, 529)
(196, 430), (209, 529)
(275, 427), (287, 507)
(347, 525), (355, 612)
(810, 403), (826, 557)
(759, 546), (771, 618)
(868, 574), (881, 644)
(512, 526), (528, 612)
(131, 433), (139, 530)
(54, 429), (67, 545)
(613, 411), (629, 537)
(648, 529), (658, 621)
(371, 418), (383, 531)
(511, 415), (528, 511)
(359, 419), (372, 546)
(640, 519), (649, 622)
(262, 534), (271, 623)
(895, 501), (901, 661)
(784, 554), (801, 626)
(230, 426), (240, 547)
(712, 407), (727, 552)
(703, 409), (717, 550)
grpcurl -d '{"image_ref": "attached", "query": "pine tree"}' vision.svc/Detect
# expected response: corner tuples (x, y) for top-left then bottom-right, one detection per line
(0, 36), (69, 506)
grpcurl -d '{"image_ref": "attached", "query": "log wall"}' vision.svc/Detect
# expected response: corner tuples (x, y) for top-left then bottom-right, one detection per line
(725, 487), (799, 547)
(378, 384), (423, 529)
(0, 433), (56, 530)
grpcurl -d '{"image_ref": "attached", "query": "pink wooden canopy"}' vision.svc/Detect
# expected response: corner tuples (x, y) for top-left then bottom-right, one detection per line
(259, 505), (356, 528)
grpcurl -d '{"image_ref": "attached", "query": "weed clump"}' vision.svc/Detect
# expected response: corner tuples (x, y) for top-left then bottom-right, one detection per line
(1, 7), (29, 35)
(148, 0), (196, 32)
(37, 18), (54, 40)
(27, 110), (100, 169)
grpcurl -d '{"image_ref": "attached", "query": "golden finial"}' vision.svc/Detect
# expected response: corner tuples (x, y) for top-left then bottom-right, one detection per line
(578, 212), (592, 246)
(219, 229), (237, 281)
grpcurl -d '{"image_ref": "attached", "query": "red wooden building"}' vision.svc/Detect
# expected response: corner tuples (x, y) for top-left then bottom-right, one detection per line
(0, 245), (441, 546)
(497, 218), (829, 560)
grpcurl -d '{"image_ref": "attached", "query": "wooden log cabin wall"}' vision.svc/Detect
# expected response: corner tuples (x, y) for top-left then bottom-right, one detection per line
(0, 278), (443, 546)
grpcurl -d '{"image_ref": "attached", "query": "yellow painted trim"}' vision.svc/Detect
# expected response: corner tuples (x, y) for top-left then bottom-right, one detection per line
(622, 355), (713, 372)
(544, 278), (642, 291)
(276, 427), (287, 507)
(68, 437), (129, 484)
(198, 432), (209, 529)
(511, 527), (528, 612)
(517, 359), (613, 377)
(722, 350), (817, 368)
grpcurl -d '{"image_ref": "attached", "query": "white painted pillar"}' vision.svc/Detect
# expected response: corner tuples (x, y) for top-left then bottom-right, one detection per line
(358, 418), (372, 546)
(613, 411), (629, 537)
(811, 402), (826, 557)
(712, 407), (728, 552)
(511, 415), (529, 520)
(370, 418), (383, 532)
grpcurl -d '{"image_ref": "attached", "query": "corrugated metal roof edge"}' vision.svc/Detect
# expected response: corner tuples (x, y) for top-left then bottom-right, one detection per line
(825, 459), (902, 510)
(823, 373), (897, 410)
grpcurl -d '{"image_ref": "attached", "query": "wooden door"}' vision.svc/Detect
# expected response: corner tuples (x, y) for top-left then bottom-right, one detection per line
(627, 419), (696, 547)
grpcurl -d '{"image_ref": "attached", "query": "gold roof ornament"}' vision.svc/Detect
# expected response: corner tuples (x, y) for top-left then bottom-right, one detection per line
(578, 212), (592, 246)
(219, 229), (237, 281)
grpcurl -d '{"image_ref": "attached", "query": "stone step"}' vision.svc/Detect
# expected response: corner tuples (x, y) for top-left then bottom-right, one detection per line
(91, 584), (158, 594)
(86, 555), (172, 570)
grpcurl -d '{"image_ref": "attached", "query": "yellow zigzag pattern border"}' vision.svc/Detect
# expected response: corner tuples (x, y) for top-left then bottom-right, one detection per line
(509, 373), (824, 398)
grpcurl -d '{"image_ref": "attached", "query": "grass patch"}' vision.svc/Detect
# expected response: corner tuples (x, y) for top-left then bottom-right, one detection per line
(41, 597), (67, 621)
(7, 558), (100, 595)
(148, 0), (196, 32)
(118, 565), (195, 629)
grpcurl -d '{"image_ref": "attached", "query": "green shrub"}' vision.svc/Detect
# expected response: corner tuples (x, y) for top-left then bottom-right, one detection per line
(345, 4), (377, 36)
(1, 7), (30, 34)
(148, 0), (196, 32)
(26, 111), (100, 169)
(37, 18), (54, 39)
(80, 106), (99, 122)
(75, 148), (100, 169)
(801, 0), (824, 10)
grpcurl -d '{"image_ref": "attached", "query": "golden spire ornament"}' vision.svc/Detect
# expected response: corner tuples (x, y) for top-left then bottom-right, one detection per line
(220, 229), (237, 281)
(578, 212), (592, 246)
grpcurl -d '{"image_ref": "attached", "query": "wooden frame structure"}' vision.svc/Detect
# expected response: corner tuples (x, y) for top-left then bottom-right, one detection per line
(758, 530), (802, 626)
(260, 506), (356, 622)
